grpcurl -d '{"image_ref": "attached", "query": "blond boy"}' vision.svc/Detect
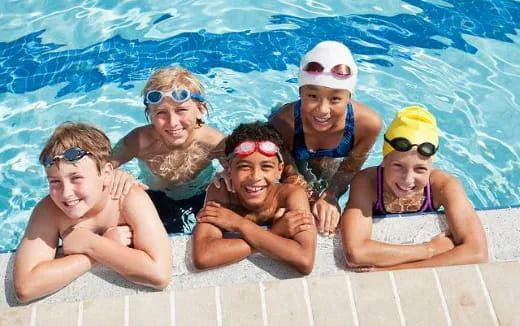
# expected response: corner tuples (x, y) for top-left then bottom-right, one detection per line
(14, 122), (172, 303)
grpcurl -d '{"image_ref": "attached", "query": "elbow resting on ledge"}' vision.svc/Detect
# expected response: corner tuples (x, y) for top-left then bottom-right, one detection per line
(192, 252), (218, 270)
(14, 281), (40, 304)
(294, 256), (315, 275)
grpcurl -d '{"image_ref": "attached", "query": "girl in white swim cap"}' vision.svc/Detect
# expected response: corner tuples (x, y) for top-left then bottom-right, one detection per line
(270, 41), (382, 237)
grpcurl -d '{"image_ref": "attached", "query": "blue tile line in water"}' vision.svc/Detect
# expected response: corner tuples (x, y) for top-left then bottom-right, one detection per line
(0, 0), (518, 98)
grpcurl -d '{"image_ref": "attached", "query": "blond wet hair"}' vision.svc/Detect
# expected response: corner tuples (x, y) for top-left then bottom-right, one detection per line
(39, 122), (112, 173)
(143, 66), (206, 123)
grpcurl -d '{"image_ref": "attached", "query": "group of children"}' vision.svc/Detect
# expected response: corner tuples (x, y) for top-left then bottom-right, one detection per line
(13, 41), (488, 303)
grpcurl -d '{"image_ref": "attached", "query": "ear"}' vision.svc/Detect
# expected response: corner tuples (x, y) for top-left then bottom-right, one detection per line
(276, 161), (284, 179)
(101, 161), (114, 186)
(197, 102), (206, 117)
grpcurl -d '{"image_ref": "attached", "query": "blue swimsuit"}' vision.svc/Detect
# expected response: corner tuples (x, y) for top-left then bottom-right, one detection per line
(292, 100), (355, 160)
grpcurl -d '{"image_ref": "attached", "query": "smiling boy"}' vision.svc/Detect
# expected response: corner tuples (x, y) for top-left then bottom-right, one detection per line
(13, 122), (172, 303)
(192, 122), (317, 274)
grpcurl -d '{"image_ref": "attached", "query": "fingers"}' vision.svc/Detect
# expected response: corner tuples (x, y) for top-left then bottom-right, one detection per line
(224, 175), (234, 192)
(312, 203), (325, 234)
(111, 170), (129, 199)
(274, 207), (286, 219)
(212, 176), (222, 189)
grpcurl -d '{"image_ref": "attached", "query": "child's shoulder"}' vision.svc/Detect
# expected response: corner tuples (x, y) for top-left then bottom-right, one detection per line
(28, 196), (66, 232)
(430, 169), (460, 189)
(269, 102), (294, 124)
(351, 100), (382, 131)
(351, 166), (378, 188)
(199, 125), (225, 143)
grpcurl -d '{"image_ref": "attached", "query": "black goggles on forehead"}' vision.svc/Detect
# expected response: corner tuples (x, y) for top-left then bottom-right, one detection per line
(384, 135), (438, 157)
(43, 147), (90, 167)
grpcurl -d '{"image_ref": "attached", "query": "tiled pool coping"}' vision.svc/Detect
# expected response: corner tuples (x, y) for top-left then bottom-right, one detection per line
(1, 207), (519, 324)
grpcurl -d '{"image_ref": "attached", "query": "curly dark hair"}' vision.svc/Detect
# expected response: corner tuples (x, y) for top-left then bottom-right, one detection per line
(225, 122), (284, 156)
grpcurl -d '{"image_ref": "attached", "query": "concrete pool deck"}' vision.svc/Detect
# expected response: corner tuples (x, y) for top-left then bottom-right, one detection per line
(1, 207), (519, 324)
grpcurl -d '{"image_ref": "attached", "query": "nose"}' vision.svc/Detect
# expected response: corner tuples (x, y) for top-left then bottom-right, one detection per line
(250, 166), (262, 181)
(316, 99), (330, 115)
(403, 169), (414, 184)
(166, 111), (179, 127)
(61, 181), (74, 197)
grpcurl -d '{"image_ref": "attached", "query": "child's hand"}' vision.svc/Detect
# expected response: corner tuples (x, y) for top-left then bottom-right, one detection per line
(62, 227), (95, 256)
(110, 169), (148, 199)
(212, 171), (234, 192)
(428, 232), (455, 257)
(270, 208), (314, 238)
(196, 201), (242, 232)
(312, 193), (340, 237)
(103, 225), (133, 247)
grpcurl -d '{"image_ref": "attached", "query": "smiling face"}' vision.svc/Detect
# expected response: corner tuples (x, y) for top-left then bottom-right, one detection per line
(300, 85), (351, 133)
(229, 151), (284, 210)
(46, 156), (112, 220)
(148, 93), (204, 149)
(382, 149), (433, 198)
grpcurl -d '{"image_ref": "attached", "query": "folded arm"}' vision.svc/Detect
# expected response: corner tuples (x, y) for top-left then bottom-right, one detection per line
(65, 188), (172, 289)
(377, 173), (488, 270)
(341, 172), (449, 268)
(13, 199), (96, 303)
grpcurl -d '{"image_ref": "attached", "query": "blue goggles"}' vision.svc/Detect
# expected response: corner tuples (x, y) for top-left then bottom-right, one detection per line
(144, 89), (205, 105)
(43, 147), (90, 167)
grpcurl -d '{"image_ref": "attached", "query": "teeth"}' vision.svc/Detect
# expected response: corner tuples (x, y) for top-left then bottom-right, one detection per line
(314, 116), (329, 123)
(397, 184), (414, 191)
(166, 129), (183, 136)
(65, 199), (80, 207)
(245, 186), (264, 193)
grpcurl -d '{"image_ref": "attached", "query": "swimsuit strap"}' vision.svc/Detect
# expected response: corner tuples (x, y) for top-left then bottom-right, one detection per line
(292, 100), (355, 161)
(373, 165), (387, 215)
(418, 179), (436, 212)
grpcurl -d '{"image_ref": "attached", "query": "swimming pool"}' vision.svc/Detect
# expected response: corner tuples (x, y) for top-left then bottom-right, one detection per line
(1, 0), (519, 252)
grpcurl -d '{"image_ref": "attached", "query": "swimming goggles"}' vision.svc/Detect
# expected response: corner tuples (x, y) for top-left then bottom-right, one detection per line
(384, 135), (438, 157)
(144, 89), (205, 105)
(43, 147), (90, 167)
(227, 141), (283, 163)
(302, 61), (352, 79)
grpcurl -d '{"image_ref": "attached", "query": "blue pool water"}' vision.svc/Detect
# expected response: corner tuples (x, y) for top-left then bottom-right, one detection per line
(1, 0), (519, 252)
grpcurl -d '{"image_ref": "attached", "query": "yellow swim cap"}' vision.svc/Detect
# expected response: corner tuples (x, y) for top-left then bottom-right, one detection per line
(383, 106), (438, 157)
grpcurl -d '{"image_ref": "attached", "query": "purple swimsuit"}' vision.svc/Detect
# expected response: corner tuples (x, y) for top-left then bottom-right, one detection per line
(373, 165), (437, 215)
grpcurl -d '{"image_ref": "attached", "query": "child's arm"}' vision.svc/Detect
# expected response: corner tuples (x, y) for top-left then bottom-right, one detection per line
(198, 187), (317, 275)
(192, 184), (254, 269)
(237, 187), (317, 274)
(111, 128), (149, 198)
(13, 199), (96, 303)
(62, 187), (172, 289)
(314, 103), (382, 235)
(341, 170), (453, 269)
(192, 215), (254, 269)
(111, 128), (141, 168)
(375, 172), (488, 271)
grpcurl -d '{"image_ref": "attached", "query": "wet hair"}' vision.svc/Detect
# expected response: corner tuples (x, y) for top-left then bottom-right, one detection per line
(39, 122), (112, 173)
(225, 122), (284, 156)
(143, 66), (206, 125)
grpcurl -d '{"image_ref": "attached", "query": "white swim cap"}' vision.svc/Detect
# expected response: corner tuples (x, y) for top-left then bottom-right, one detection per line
(298, 41), (358, 94)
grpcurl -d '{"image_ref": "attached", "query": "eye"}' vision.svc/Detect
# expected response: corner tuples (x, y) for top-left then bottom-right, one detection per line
(331, 96), (343, 102)
(261, 163), (275, 170)
(153, 110), (167, 116)
(415, 167), (428, 174)
(48, 179), (60, 185)
(306, 93), (318, 99)
(236, 163), (251, 170)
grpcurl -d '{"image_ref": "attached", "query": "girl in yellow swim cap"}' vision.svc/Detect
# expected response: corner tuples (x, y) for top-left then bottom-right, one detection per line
(340, 106), (487, 272)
